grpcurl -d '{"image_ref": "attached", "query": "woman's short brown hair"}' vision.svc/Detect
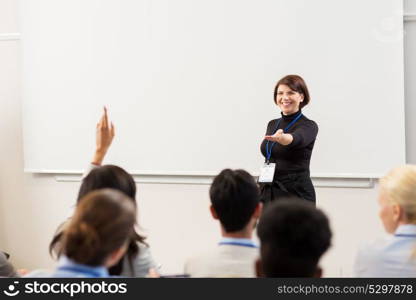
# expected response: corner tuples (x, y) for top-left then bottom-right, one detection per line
(274, 75), (310, 109)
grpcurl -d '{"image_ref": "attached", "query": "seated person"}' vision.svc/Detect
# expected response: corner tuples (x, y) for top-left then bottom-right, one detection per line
(184, 169), (262, 277)
(49, 107), (156, 277)
(354, 165), (416, 277)
(35, 189), (136, 277)
(256, 199), (332, 277)
(0, 251), (17, 277)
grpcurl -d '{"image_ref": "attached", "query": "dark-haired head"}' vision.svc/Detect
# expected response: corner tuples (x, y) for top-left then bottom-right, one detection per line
(50, 164), (145, 276)
(274, 75), (310, 109)
(63, 189), (136, 267)
(78, 165), (136, 203)
(256, 198), (331, 277)
(209, 169), (260, 232)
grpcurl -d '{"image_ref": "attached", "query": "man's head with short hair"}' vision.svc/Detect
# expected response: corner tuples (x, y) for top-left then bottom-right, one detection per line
(209, 169), (261, 233)
(256, 199), (332, 277)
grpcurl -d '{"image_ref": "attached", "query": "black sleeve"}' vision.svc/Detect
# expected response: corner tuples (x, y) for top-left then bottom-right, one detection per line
(289, 120), (318, 149)
(265, 119), (277, 135)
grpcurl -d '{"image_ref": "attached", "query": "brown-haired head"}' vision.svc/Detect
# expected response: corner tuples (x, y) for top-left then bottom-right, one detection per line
(274, 75), (310, 109)
(50, 165), (146, 276)
(77, 165), (136, 203)
(62, 189), (136, 267)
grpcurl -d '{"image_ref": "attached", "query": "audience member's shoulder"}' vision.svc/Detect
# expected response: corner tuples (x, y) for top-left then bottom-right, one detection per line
(0, 251), (8, 263)
(358, 235), (391, 257)
(24, 269), (53, 278)
(120, 242), (157, 278)
(0, 252), (18, 277)
(354, 235), (391, 276)
(184, 248), (219, 274)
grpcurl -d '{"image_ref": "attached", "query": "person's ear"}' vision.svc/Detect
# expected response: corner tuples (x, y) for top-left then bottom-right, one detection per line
(255, 258), (264, 278)
(253, 202), (263, 219)
(313, 266), (323, 278)
(210, 205), (219, 220)
(392, 203), (404, 223)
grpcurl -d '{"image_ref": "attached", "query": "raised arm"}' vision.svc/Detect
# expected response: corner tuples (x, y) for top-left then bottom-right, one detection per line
(91, 107), (115, 165)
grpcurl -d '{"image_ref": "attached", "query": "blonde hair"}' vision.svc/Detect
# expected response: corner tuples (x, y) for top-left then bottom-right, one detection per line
(380, 165), (416, 224)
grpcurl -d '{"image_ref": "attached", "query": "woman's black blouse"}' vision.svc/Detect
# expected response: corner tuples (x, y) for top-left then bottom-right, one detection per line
(260, 110), (318, 175)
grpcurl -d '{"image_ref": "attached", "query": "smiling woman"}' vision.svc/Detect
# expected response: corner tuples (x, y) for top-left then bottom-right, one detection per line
(259, 75), (318, 203)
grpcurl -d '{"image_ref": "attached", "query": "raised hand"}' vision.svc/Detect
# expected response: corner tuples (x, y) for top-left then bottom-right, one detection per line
(92, 107), (115, 165)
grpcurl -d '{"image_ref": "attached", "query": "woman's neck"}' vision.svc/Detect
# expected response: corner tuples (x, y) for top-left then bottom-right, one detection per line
(282, 110), (299, 116)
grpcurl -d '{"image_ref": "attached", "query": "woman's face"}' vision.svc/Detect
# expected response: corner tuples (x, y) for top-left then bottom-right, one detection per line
(275, 84), (304, 115)
(378, 189), (400, 234)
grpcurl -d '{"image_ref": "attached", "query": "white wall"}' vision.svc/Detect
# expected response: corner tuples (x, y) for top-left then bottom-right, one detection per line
(19, 0), (406, 178)
(404, 0), (416, 12)
(404, 1), (416, 164)
(0, 0), (414, 277)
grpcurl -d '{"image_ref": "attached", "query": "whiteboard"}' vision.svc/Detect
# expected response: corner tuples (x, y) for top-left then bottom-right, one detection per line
(20, 0), (405, 177)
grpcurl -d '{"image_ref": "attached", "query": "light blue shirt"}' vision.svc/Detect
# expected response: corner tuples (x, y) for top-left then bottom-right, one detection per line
(354, 224), (416, 277)
(52, 256), (110, 278)
(218, 237), (259, 248)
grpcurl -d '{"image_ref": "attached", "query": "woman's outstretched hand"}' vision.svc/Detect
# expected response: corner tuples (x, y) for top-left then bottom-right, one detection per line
(91, 107), (115, 165)
(264, 129), (293, 146)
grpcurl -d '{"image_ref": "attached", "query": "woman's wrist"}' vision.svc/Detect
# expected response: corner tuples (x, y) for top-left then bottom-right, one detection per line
(279, 133), (293, 146)
(91, 149), (107, 165)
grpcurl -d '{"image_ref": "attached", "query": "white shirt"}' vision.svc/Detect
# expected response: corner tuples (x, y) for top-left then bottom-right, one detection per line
(354, 224), (416, 277)
(184, 238), (259, 278)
